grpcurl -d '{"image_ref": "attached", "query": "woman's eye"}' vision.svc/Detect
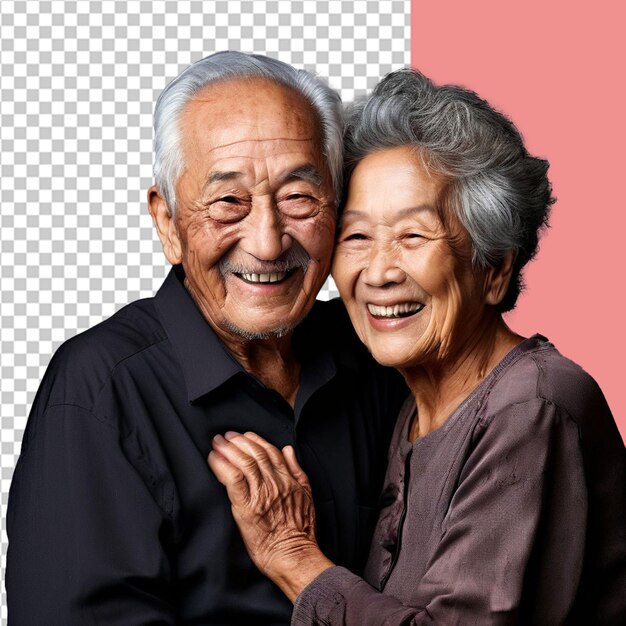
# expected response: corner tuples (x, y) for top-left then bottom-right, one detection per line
(403, 233), (425, 242)
(343, 233), (368, 241)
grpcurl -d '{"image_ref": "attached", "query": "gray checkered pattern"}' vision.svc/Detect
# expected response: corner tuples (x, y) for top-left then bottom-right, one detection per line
(0, 0), (409, 618)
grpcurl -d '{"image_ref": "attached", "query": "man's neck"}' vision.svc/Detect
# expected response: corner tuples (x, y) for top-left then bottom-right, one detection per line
(183, 275), (302, 407)
(226, 334), (301, 408)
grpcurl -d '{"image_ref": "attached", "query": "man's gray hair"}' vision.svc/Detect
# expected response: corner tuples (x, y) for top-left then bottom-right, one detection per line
(343, 68), (555, 312)
(153, 51), (343, 214)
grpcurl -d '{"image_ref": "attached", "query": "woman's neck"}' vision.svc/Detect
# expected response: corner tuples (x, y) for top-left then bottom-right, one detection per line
(402, 317), (523, 441)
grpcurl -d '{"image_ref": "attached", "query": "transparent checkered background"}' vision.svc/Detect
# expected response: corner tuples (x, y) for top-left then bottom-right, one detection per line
(0, 0), (410, 618)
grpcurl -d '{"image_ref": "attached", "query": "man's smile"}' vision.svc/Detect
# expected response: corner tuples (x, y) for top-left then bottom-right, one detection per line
(237, 270), (291, 284)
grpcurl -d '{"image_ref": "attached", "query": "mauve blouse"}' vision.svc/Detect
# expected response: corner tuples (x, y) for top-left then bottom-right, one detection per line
(292, 335), (626, 625)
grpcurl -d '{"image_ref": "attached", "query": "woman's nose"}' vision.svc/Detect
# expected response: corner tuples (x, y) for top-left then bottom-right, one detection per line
(362, 242), (405, 287)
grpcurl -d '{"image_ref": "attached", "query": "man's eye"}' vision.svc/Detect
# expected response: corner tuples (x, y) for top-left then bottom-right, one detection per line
(208, 198), (250, 223)
(279, 194), (320, 219)
(343, 233), (368, 241)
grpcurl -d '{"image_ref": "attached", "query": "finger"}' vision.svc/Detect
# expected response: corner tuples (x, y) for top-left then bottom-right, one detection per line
(225, 431), (286, 474)
(282, 445), (312, 491)
(239, 431), (289, 469)
(207, 448), (251, 504)
(211, 434), (264, 493)
(282, 446), (316, 534)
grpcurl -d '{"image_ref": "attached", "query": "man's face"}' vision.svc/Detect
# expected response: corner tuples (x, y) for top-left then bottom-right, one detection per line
(149, 78), (336, 342)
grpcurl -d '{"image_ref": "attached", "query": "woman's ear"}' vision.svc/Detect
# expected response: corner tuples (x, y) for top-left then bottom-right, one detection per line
(484, 251), (516, 306)
(148, 185), (183, 265)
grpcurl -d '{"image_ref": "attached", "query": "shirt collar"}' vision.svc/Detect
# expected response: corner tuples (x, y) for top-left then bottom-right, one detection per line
(154, 265), (339, 406)
(154, 265), (244, 403)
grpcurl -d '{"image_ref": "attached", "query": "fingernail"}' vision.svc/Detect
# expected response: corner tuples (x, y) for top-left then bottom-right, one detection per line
(213, 434), (226, 445)
(224, 431), (241, 441)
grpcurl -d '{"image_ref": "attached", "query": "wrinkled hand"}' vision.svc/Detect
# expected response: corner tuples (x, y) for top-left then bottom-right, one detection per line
(208, 432), (333, 601)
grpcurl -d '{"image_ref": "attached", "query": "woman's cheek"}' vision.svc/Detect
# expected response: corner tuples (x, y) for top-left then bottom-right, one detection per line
(332, 245), (364, 290)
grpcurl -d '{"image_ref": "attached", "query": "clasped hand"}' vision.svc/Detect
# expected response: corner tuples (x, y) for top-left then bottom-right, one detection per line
(208, 431), (333, 601)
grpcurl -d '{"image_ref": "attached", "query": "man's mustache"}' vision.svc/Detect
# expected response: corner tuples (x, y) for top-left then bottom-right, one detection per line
(218, 244), (311, 275)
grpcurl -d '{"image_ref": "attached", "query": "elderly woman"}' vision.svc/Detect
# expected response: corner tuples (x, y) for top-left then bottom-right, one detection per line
(208, 69), (626, 625)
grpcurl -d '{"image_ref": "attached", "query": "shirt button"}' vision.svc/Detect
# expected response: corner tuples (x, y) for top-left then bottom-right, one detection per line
(381, 538), (397, 553)
(378, 484), (398, 507)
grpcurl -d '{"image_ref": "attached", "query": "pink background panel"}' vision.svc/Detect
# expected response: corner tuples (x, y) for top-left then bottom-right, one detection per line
(411, 0), (625, 441)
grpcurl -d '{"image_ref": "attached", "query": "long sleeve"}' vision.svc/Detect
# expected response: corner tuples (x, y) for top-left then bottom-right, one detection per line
(6, 403), (176, 625)
(292, 566), (436, 625)
(292, 399), (589, 625)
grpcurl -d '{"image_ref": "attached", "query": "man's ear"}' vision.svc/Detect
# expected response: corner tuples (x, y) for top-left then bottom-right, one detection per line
(148, 185), (183, 265)
(484, 250), (516, 306)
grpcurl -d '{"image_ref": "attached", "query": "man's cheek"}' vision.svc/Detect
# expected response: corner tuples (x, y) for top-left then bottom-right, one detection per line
(295, 217), (335, 262)
(185, 225), (242, 267)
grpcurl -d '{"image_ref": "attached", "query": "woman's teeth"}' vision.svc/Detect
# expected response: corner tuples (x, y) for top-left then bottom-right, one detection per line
(239, 271), (288, 284)
(367, 302), (424, 318)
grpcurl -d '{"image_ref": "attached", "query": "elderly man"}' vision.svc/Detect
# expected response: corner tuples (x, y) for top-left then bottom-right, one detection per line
(6, 52), (406, 624)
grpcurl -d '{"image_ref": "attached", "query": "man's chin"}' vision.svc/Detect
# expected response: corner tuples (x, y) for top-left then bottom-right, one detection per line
(224, 320), (295, 341)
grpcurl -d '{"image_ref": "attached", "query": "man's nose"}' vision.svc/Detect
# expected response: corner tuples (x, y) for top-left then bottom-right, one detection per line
(362, 241), (406, 287)
(243, 201), (289, 261)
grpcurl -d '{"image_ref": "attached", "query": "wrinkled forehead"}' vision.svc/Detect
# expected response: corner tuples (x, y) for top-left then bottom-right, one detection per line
(180, 77), (323, 159)
(341, 146), (468, 236)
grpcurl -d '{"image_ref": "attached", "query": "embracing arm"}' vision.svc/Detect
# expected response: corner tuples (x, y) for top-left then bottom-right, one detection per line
(210, 399), (589, 625)
(294, 399), (588, 624)
(208, 432), (434, 624)
(7, 404), (176, 625)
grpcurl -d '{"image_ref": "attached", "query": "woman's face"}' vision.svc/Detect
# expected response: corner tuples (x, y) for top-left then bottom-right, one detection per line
(332, 146), (492, 370)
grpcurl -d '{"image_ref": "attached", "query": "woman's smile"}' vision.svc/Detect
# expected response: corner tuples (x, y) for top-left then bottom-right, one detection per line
(366, 302), (425, 319)
(333, 146), (487, 370)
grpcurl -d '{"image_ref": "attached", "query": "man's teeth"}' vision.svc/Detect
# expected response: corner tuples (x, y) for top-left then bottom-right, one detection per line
(240, 271), (288, 284)
(367, 303), (424, 318)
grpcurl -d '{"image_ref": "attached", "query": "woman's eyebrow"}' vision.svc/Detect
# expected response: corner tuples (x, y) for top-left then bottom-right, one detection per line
(395, 204), (438, 218)
(342, 204), (436, 220)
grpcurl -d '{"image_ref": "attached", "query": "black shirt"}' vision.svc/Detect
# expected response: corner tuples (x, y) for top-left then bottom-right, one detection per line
(7, 266), (407, 625)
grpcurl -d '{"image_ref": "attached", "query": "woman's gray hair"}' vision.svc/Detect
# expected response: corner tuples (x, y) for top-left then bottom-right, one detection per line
(344, 68), (555, 312)
(153, 51), (343, 214)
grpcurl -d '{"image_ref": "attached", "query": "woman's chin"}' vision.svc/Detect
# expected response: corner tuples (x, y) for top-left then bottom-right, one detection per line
(367, 346), (420, 371)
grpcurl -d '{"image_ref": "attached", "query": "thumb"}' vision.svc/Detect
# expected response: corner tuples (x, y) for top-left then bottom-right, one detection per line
(282, 445), (311, 490)
(208, 449), (251, 504)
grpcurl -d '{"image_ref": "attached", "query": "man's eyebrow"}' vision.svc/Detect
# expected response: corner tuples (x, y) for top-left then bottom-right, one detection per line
(284, 165), (323, 187)
(203, 166), (323, 189)
(204, 171), (244, 186)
